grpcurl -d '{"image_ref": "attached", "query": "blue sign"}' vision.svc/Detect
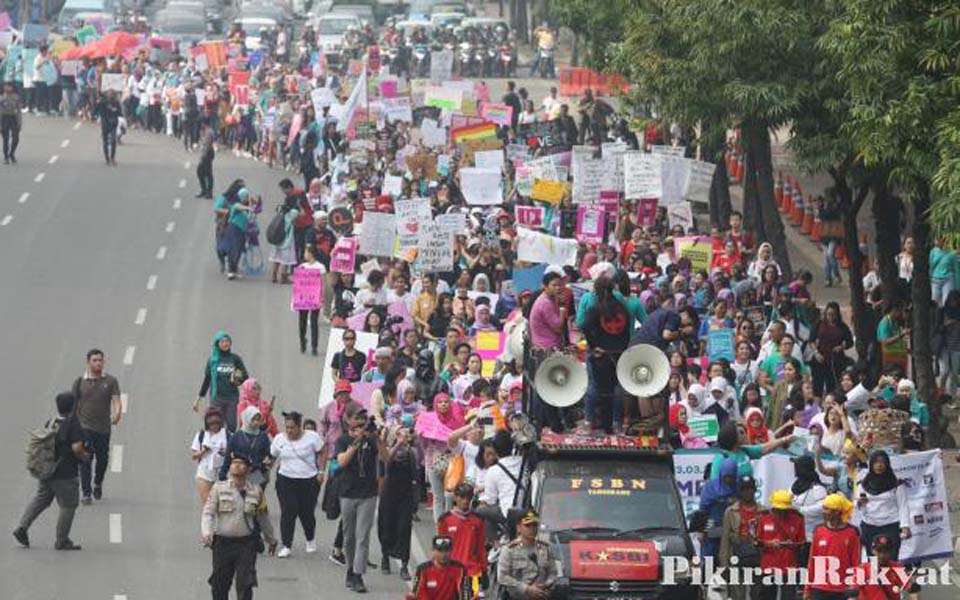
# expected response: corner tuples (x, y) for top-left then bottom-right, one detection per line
(514, 264), (547, 295)
(707, 328), (736, 362)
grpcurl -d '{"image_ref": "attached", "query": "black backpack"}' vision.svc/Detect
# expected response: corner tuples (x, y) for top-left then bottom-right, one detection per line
(265, 207), (287, 245)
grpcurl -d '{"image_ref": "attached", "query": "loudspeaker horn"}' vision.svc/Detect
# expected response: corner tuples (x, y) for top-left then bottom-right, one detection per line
(616, 344), (670, 398)
(534, 354), (588, 408)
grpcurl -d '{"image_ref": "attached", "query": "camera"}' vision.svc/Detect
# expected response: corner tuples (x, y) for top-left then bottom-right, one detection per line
(478, 416), (494, 427)
(365, 416), (380, 433)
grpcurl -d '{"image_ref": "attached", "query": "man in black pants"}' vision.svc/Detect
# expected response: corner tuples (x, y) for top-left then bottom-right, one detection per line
(183, 83), (200, 150)
(1, 81), (24, 164)
(72, 349), (122, 505)
(94, 91), (122, 165)
(197, 120), (216, 199)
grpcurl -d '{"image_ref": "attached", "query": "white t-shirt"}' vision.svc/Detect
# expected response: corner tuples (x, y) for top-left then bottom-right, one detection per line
(270, 430), (323, 478)
(191, 429), (228, 481)
(481, 454), (522, 517)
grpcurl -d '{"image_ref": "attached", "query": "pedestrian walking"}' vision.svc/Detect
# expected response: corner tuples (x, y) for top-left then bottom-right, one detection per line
(14, 391), (87, 550)
(94, 90), (122, 165)
(336, 402), (389, 593)
(409, 535), (470, 600)
(196, 331), (248, 431)
(202, 453), (278, 600)
(196, 119), (216, 199)
(269, 193), (299, 284)
(377, 425), (419, 580)
(220, 406), (273, 488)
(1, 81), (24, 164)
(270, 411), (323, 558)
(71, 348), (121, 505)
(437, 483), (487, 595)
(192, 408), (229, 506)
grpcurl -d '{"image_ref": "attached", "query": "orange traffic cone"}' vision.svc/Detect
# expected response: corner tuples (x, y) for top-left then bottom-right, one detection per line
(735, 153), (744, 183)
(810, 211), (822, 242)
(791, 194), (804, 226)
(781, 180), (792, 213)
(801, 201), (814, 235)
(774, 171), (783, 207)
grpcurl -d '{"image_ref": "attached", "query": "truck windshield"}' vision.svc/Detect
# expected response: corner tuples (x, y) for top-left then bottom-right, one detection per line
(540, 475), (684, 534)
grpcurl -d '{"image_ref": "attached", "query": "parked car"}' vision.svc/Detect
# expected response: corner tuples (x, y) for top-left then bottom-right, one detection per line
(313, 12), (362, 64)
(155, 10), (208, 44)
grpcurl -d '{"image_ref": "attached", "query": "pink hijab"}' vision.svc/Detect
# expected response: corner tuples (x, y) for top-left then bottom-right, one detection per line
(237, 378), (279, 437)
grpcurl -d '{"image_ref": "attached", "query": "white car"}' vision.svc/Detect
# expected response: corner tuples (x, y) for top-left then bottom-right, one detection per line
(237, 16), (279, 49)
(314, 13), (361, 56)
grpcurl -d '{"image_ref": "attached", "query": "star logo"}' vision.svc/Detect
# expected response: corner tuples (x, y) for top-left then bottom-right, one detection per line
(597, 551), (609, 561)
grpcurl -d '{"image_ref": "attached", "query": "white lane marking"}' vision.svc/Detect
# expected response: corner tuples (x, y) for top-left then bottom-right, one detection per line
(110, 445), (123, 473)
(122, 346), (136, 365)
(156, 246), (167, 260)
(173, 198), (182, 210)
(134, 308), (147, 325)
(109, 514), (122, 543)
(165, 221), (176, 233)
(120, 393), (128, 414)
(146, 275), (158, 290)
(60, 139), (70, 148)
(18, 192), (29, 204)
(72, 122), (81, 131)
(1, 215), (12, 226)
(178, 178), (186, 188)
(34, 172), (45, 182)
(184, 161), (191, 169)
(49, 155), (59, 164)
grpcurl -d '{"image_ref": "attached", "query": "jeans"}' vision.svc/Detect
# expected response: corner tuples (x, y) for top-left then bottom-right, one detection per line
(80, 429), (110, 496)
(426, 468), (452, 523)
(275, 474), (319, 548)
(101, 128), (117, 162)
(339, 495), (377, 575)
(197, 152), (215, 197)
(19, 476), (79, 544)
(932, 277), (952, 307)
(299, 309), (319, 351)
(1, 115), (19, 159)
(823, 239), (841, 284)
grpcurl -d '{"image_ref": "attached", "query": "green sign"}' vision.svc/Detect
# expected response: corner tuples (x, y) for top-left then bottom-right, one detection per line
(686, 415), (719, 442)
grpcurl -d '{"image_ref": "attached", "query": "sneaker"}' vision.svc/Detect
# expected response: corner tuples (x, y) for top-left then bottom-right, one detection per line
(330, 549), (347, 566)
(277, 546), (292, 558)
(305, 540), (317, 554)
(13, 527), (29, 548)
(81, 494), (92, 505)
(345, 571), (356, 590)
(55, 539), (82, 550)
(93, 485), (102, 500)
(353, 575), (367, 593)
(399, 564), (411, 581)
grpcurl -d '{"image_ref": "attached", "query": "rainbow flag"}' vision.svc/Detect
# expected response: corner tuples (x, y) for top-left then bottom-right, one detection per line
(451, 122), (498, 144)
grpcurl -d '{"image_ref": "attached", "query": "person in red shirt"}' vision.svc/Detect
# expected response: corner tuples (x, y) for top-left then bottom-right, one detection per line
(849, 535), (912, 600)
(438, 483), (488, 596)
(409, 535), (471, 600)
(755, 490), (806, 600)
(806, 493), (860, 600)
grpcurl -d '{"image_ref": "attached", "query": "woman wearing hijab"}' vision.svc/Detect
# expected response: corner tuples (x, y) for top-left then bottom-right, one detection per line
(747, 242), (781, 281)
(416, 393), (465, 522)
(190, 408), (229, 505)
(668, 403), (708, 449)
(699, 459), (739, 559)
(219, 406), (272, 488)
(236, 378), (279, 438)
(743, 407), (770, 444)
(219, 189), (256, 280)
(195, 330), (248, 431)
(790, 455), (827, 559)
(377, 425), (419, 580)
(370, 365), (405, 428)
(858, 450), (910, 559)
(468, 304), (496, 336)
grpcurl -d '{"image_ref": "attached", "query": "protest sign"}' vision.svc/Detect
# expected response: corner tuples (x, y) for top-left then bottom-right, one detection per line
(381, 96), (413, 122)
(359, 212), (397, 257)
(318, 328), (379, 407)
(437, 154), (451, 176)
(506, 143), (531, 162)
(460, 168), (503, 205)
(451, 122), (498, 145)
(651, 145), (686, 157)
(601, 142), (627, 193)
(637, 197), (658, 227)
(450, 114), (486, 133)
(476, 330), (506, 376)
(460, 138), (503, 166)
(412, 105), (442, 126)
(435, 213), (466, 235)
(421, 119), (447, 148)
(310, 87), (337, 114)
(575, 205), (605, 245)
(0, 11), (10, 30)
(517, 120), (570, 152)
(480, 102), (513, 126)
(667, 203), (694, 232)
(349, 382), (383, 410)
(514, 166), (533, 197)
(660, 155), (690, 206)
(425, 86), (462, 111)
(429, 49), (454, 81)
(685, 160), (716, 203)
(379, 78), (398, 97)
(415, 411), (454, 442)
(100, 73), (125, 92)
(23, 23), (47, 47)
(330, 237), (357, 273)
(686, 415), (719, 443)
(474, 149), (505, 171)
(291, 266), (323, 311)
(674, 236), (713, 272)
(530, 179), (568, 205)
(623, 151), (662, 199)
(514, 264), (548, 294)
(517, 227), (579, 266)
(572, 158), (604, 204)
(417, 224), (454, 273)
(395, 198), (432, 251)
(383, 175), (403, 198)
(515, 205), (546, 228)
(707, 328), (736, 362)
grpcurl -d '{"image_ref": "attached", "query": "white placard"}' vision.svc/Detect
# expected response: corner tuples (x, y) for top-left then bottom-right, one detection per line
(516, 227), (579, 266)
(318, 328), (380, 408)
(667, 203), (693, 231)
(429, 50), (454, 82)
(601, 142), (627, 193)
(383, 175), (403, 198)
(421, 119), (447, 148)
(382, 96), (413, 123)
(651, 144), (686, 157)
(395, 198), (432, 251)
(416, 223), (455, 273)
(474, 149), (505, 171)
(460, 168), (503, 205)
(358, 212), (397, 257)
(660, 155), (690, 206)
(685, 160), (716, 203)
(100, 73), (125, 93)
(311, 87), (337, 114)
(573, 158), (604, 204)
(435, 212), (466, 235)
(623, 151), (662, 199)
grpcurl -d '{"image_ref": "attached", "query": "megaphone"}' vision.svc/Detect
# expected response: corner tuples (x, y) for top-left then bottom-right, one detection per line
(506, 320), (525, 361)
(534, 353), (587, 408)
(616, 344), (670, 397)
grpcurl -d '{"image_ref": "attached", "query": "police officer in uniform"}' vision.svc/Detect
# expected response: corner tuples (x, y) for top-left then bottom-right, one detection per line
(497, 510), (558, 600)
(409, 535), (470, 600)
(201, 453), (278, 600)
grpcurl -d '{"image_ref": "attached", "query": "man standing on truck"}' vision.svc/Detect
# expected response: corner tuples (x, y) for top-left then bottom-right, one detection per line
(497, 509), (558, 600)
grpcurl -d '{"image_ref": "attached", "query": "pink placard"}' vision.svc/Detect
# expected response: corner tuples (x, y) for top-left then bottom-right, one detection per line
(480, 103), (513, 127)
(379, 79), (398, 98)
(599, 191), (620, 214)
(575, 205), (605, 244)
(291, 266), (323, 311)
(349, 381), (383, 410)
(330, 237), (357, 273)
(414, 411), (453, 442)
(515, 205), (545, 228)
(637, 197), (658, 227)
(0, 12), (12, 30)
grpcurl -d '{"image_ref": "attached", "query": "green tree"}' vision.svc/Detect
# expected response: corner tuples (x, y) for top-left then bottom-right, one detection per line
(551, 0), (627, 69)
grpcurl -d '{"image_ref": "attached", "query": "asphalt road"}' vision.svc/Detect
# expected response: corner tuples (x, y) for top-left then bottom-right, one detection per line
(0, 114), (423, 599)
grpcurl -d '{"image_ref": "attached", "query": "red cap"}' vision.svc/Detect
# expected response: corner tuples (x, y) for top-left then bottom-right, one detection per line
(334, 380), (353, 395)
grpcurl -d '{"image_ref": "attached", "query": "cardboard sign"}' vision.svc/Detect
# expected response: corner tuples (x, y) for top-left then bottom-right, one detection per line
(100, 73), (125, 92)
(421, 118), (447, 148)
(517, 227), (579, 266)
(460, 138), (503, 166)
(395, 198), (432, 251)
(474, 149), (505, 171)
(530, 179), (568, 205)
(572, 158), (604, 204)
(517, 120), (570, 151)
(359, 212), (397, 257)
(382, 96), (413, 123)
(674, 236), (713, 272)
(515, 205), (546, 228)
(429, 50), (454, 81)
(417, 223), (454, 273)
(480, 102), (513, 126)
(623, 151), (662, 199)
(575, 205), (605, 245)
(460, 168), (503, 205)
(667, 203), (694, 232)
(23, 23), (48, 47)
(291, 266), (324, 311)
(405, 153), (438, 180)
(637, 197), (658, 227)
(330, 237), (358, 274)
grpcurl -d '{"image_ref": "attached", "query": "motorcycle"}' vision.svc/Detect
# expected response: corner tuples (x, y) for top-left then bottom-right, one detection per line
(412, 44), (430, 78)
(483, 44), (498, 77)
(498, 43), (514, 77)
(458, 41), (474, 77)
(537, 46), (555, 79)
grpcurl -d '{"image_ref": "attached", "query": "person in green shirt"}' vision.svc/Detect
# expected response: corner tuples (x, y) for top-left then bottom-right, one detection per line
(709, 420), (793, 480)
(930, 238), (956, 306)
(759, 334), (810, 383)
(219, 192), (255, 280)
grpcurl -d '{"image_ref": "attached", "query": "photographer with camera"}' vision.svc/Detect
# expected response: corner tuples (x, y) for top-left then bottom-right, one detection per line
(335, 402), (390, 593)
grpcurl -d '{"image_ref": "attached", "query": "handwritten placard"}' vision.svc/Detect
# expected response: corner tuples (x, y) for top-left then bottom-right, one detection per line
(623, 151), (662, 199)
(330, 237), (357, 274)
(292, 266), (323, 311)
(637, 198), (658, 227)
(435, 213), (466, 235)
(575, 205), (605, 245)
(395, 198), (432, 251)
(417, 224), (454, 273)
(530, 179), (568, 205)
(359, 212), (397, 257)
(460, 168), (503, 205)
(515, 205), (546, 228)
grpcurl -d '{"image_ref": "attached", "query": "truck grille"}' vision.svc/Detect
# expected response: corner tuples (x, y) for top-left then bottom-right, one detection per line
(569, 578), (660, 598)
